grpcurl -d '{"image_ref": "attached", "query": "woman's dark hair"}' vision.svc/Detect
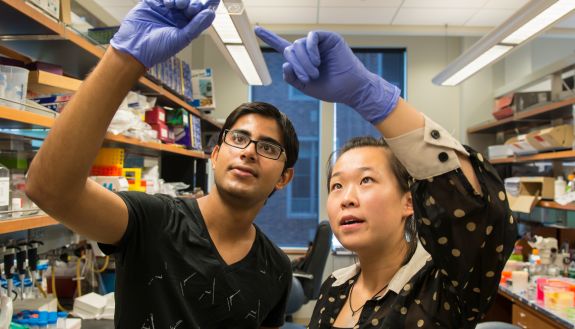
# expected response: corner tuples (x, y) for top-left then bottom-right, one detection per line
(327, 136), (417, 265)
(218, 102), (299, 172)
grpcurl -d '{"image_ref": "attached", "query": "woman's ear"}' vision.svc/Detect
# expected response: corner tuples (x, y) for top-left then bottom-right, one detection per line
(403, 192), (414, 218)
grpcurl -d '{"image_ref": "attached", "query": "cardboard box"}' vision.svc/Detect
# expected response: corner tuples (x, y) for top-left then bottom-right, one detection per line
(505, 134), (538, 156)
(513, 91), (551, 112)
(526, 124), (573, 151)
(507, 177), (555, 213)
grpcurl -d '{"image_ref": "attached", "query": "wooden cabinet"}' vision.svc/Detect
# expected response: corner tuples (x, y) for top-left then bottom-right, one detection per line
(0, 0), (222, 233)
(512, 304), (565, 329)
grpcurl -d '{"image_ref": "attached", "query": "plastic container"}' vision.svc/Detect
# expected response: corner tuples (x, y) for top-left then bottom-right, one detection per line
(555, 176), (567, 199)
(0, 65), (29, 110)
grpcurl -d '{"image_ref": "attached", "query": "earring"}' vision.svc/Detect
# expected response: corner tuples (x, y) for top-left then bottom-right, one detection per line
(404, 215), (415, 242)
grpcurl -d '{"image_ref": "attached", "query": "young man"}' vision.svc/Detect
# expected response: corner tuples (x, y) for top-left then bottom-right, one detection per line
(25, 1), (298, 328)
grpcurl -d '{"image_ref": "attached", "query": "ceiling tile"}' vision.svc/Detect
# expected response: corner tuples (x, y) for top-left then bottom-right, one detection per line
(402, 0), (488, 9)
(483, 0), (529, 9)
(319, 7), (397, 24)
(246, 7), (318, 24)
(465, 9), (515, 26)
(319, 0), (402, 7)
(393, 8), (477, 26)
(243, 0), (316, 6)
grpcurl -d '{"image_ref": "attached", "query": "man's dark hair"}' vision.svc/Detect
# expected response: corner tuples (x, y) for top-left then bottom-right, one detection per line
(326, 136), (416, 265)
(218, 102), (299, 172)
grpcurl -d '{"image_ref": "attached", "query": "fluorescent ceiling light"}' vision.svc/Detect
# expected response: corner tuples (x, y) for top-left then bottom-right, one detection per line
(212, 11), (241, 44)
(503, 1), (575, 44)
(226, 45), (262, 85)
(209, 0), (271, 86)
(442, 45), (513, 86)
(433, 0), (575, 86)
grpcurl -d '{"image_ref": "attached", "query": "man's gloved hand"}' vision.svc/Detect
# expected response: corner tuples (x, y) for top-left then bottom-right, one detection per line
(111, 0), (219, 68)
(255, 26), (401, 125)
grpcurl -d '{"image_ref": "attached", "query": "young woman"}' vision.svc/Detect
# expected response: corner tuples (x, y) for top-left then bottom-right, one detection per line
(255, 27), (516, 328)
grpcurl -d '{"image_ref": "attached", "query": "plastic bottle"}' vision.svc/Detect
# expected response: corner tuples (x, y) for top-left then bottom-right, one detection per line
(0, 162), (10, 219)
(56, 312), (68, 329)
(568, 261), (575, 279)
(568, 174), (575, 193)
(47, 312), (57, 328)
(555, 176), (567, 199)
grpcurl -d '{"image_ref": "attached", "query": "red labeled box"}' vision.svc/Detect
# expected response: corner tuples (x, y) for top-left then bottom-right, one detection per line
(145, 106), (166, 125)
(151, 123), (173, 143)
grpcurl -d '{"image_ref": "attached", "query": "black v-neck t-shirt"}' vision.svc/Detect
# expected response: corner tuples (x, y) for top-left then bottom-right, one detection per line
(99, 193), (292, 328)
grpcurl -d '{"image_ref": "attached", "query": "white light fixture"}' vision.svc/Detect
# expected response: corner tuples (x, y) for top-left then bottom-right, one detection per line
(208, 0), (271, 86)
(433, 0), (575, 86)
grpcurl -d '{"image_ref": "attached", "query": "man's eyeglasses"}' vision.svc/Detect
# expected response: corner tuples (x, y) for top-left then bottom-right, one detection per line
(223, 129), (286, 161)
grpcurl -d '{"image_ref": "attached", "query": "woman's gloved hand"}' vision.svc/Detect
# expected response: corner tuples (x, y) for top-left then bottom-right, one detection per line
(255, 26), (401, 125)
(111, 0), (219, 68)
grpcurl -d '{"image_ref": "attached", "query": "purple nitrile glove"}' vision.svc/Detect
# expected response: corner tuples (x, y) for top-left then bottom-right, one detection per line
(255, 26), (401, 125)
(111, 0), (219, 68)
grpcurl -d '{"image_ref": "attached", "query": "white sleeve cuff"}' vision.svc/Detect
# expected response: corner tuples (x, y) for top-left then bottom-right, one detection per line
(384, 115), (469, 180)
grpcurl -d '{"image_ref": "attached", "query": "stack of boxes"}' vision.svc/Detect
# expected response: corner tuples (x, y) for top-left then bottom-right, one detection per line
(148, 57), (194, 102)
(145, 107), (172, 144)
(146, 107), (202, 151)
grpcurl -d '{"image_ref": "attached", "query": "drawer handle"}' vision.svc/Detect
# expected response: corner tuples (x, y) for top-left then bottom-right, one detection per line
(516, 322), (528, 329)
(519, 312), (526, 318)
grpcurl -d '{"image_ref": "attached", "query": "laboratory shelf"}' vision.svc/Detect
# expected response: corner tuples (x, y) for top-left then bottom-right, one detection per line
(28, 70), (82, 94)
(0, 215), (58, 234)
(0, 0), (222, 131)
(537, 200), (575, 211)
(467, 97), (575, 134)
(489, 150), (575, 164)
(0, 105), (209, 159)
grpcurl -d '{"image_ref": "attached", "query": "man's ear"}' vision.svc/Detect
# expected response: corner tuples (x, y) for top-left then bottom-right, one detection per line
(275, 168), (294, 190)
(210, 145), (220, 168)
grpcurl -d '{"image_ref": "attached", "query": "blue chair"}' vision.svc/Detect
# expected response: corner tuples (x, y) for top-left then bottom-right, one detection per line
(281, 221), (332, 329)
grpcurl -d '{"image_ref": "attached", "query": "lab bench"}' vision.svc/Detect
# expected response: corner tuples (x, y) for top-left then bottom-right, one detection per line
(485, 284), (574, 329)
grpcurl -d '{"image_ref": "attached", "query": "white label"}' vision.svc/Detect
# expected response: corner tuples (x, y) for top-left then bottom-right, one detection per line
(161, 127), (168, 138)
(159, 112), (165, 122)
(183, 114), (189, 126)
(0, 177), (9, 207)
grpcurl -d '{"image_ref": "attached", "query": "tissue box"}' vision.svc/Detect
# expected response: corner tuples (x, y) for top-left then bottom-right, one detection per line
(488, 145), (513, 160)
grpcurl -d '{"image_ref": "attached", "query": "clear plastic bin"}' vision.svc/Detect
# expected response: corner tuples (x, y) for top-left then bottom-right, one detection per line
(0, 65), (29, 110)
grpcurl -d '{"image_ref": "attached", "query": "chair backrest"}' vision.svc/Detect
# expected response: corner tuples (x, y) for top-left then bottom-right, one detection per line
(294, 220), (332, 300)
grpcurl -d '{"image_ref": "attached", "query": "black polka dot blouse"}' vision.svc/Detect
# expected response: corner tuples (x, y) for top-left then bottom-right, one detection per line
(307, 146), (516, 329)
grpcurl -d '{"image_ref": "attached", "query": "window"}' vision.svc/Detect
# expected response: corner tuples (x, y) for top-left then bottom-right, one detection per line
(287, 138), (318, 218)
(251, 50), (320, 248)
(332, 48), (407, 253)
(251, 48), (406, 249)
(334, 49), (406, 151)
